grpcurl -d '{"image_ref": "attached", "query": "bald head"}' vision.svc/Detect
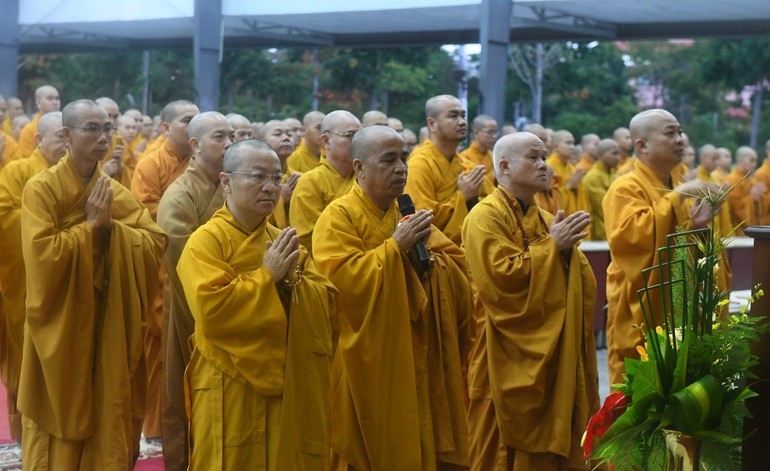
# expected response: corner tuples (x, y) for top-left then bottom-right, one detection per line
(259, 119), (294, 160)
(502, 124), (518, 136)
(62, 99), (103, 127)
(523, 123), (547, 143)
(284, 117), (303, 146)
(736, 146), (758, 174)
(303, 111), (325, 128)
(161, 100), (197, 124)
(222, 138), (276, 173)
(425, 95), (459, 120)
(95, 97), (119, 123)
(37, 111), (63, 136)
(124, 108), (142, 121)
(493, 132), (548, 197)
(303, 111), (326, 153)
(35, 85), (60, 115)
(116, 114), (138, 141)
(322, 110), (361, 174)
(7, 97), (23, 117)
(351, 125), (401, 163)
(321, 110), (360, 134)
(629, 110), (676, 142)
(629, 109), (684, 172)
(419, 126), (429, 143)
(188, 111), (229, 140)
(362, 110), (388, 127)
(227, 113), (253, 142)
(387, 117), (404, 133)
(551, 130), (575, 161)
(472, 115), (496, 132)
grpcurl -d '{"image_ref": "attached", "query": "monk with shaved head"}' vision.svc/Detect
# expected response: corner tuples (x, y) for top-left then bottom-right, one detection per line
(178, 138), (335, 469)
(0, 95), (19, 170)
(546, 129), (590, 219)
(259, 119), (299, 228)
(131, 99), (199, 442)
(16, 85), (60, 159)
(404, 94), (494, 245)
(604, 109), (718, 385)
(612, 126), (635, 175)
(157, 111), (232, 471)
(362, 109), (388, 127)
(287, 111), (326, 173)
(0, 111), (67, 441)
(725, 146), (762, 235)
(290, 110), (361, 251)
(314, 125), (473, 470)
(227, 113), (254, 142)
(460, 114), (499, 184)
(463, 131), (598, 470)
(19, 99), (165, 468)
(577, 133), (600, 172)
(2, 97), (23, 136)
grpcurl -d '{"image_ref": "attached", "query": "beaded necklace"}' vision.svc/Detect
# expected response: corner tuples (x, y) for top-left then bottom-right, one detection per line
(497, 188), (549, 251)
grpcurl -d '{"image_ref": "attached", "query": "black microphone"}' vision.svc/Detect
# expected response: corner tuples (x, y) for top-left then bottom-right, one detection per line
(397, 194), (432, 277)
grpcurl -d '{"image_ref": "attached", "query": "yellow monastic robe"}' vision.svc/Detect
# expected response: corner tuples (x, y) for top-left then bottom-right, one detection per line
(533, 189), (561, 215)
(725, 167), (755, 236)
(314, 183), (472, 470)
(143, 134), (166, 158)
(672, 162), (690, 185)
(268, 168), (298, 229)
(0, 148), (52, 441)
(156, 158), (225, 471)
(178, 205), (336, 470)
(462, 186), (598, 471)
(101, 135), (139, 188)
(2, 117), (11, 135)
(576, 155), (593, 173)
(582, 161), (615, 240)
(286, 139), (320, 174)
(614, 154), (635, 176)
(753, 160), (770, 225)
(289, 158), (355, 252)
(604, 159), (691, 384)
(459, 141), (495, 185)
(15, 113), (40, 160)
(546, 153), (588, 216)
(1, 131), (18, 171)
(711, 167), (729, 185)
(19, 153), (165, 468)
(131, 138), (191, 438)
(696, 165), (734, 238)
(404, 138), (494, 246)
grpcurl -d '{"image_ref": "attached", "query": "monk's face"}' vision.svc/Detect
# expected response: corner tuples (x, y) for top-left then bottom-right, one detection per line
(36, 88), (60, 114)
(553, 133), (575, 160)
(261, 121), (294, 160)
(501, 135), (548, 194)
(355, 132), (408, 207)
(305, 118), (323, 150)
(0, 98), (6, 122)
(164, 104), (200, 152)
(232, 121), (253, 142)
(583, 136), (599, 158)
(12, 117), (30, 140)
(615, 129), (632, 154)
(63, 106), (111, 163)
(474, 120), (498, 153)
(193, 116), (233, 170)
(140, 116), (153, 139)
(8, 99), (23, 119)
(599, 143), (622, 170)
(100, 102), (120, 125)
(38, 122), (67, 162)
(284, 118), (303, 147)
(429, 98), (467, 143)
(682, 146), (695, 166)
(699, 150), (718, 173)
(223, 150), (282, 219)
(738, 152), (758, 174)
(116, 118), (137, 142)
(639, 115), (684, 170)
(323, 115), (361, 175)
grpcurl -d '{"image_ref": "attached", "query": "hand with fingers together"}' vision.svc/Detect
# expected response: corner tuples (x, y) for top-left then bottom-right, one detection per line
(393, 209), (433, 252)
(549, 210), (590, 251)
(86, 175), (113, 230)
(457, 165), (486, 202)
(264, 226), (300, 281)
(281, 173), (301, 204)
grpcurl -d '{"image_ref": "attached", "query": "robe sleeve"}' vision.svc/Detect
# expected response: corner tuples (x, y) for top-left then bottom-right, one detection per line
(289, 173), (325, 252)
(131, 156), (163, 219)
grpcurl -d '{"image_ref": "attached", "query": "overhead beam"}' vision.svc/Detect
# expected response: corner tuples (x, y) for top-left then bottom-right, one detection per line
(516, 6), (617, 39)
(0, 0), (20, 98)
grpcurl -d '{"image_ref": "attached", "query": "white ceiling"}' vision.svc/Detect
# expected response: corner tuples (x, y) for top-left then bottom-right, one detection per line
(16, 0), (770, 52)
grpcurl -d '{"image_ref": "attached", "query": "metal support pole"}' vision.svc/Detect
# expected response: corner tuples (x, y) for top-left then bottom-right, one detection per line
(193, 0), (222, 111)
(0, 0), (20, 98)
(479, 0), (511, 127)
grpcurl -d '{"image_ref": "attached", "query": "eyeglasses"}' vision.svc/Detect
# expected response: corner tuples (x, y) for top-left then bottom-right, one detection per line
(227, 172), (286, 186)
(324, 129), (357, 140)
(69, 123), (117, 136)
(480, 129), (499, 137)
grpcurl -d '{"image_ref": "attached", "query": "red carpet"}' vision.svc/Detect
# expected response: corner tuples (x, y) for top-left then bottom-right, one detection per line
(0, 382), (165, 470)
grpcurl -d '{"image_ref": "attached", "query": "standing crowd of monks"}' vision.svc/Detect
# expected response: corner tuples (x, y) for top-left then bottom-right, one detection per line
(0, 84), (765, 470)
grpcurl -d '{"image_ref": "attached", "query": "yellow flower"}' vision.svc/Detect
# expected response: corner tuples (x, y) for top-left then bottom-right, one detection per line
(655, 325), (664, 336)
(717, 298), (730, 307)
(636, 345), (649, 361)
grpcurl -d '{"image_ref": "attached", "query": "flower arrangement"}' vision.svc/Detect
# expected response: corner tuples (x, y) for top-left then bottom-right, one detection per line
(582, 186), (770, 469)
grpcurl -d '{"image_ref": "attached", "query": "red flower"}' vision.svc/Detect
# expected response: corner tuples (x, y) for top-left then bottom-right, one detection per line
(582, 391), (629, 460)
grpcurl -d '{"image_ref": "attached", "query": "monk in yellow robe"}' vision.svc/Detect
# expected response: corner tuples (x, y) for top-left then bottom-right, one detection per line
(712, 147), (732, 184)
(259, 120), (299, 229)
(289, 110), (362, 251)
(463, 131), (598, 471)
(100, 115), (140, 188)
(695, 145), (734, 238)
(178, 139), (336, 470)
(286, 111), (325, 173)
(131, 99), (200, 440)
(314, 125), (472, 470)
(15, 85), (60, 160)
(612, 127), (634, 176)
(405, 95), (494, 246)
(546, 130), (589, 216)
(95, 97), (120, 125)
(603, 109), (717, 385)
(752, 140), (770, 225)
(284, 117), (304, 148)
(19, 99), (165, 468)
(2, 97), (23, 136)
(725, 146), (762, 235)
(533, 166), (561, 214)
(582, 138), (621, 240)
(459, 114), (498, 185)
(156, 111), (232, 471)
(576, 133), (599, 173)
(0, 95), (19, 171)
(0, 112), (66, 441)
(12, 115), (31, 144)
(227, 113), (254, 142)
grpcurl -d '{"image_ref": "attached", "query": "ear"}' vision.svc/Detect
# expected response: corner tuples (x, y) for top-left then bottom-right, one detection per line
(320, 133), (330, 149)
(35, 132), (43, 147)
(219, 172), (232, 192)
(161, 121), (171, 135)
(634, 138), (646, 156)
(427, 117), (436, 133)
(190, 136), (200, 155)
(352, 158), (364, 178)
